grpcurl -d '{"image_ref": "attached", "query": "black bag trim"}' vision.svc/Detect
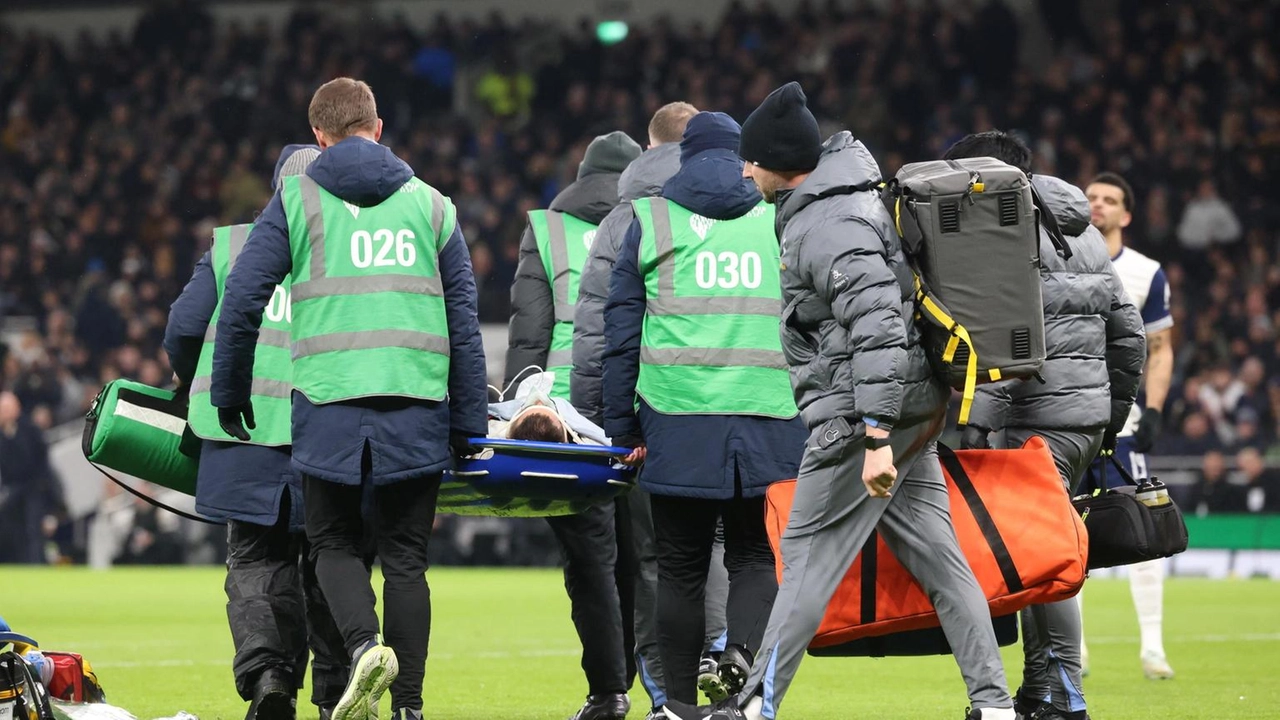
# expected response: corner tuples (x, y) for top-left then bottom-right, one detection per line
(938, 444), (1025, 592)
(860, 532), (878, 624)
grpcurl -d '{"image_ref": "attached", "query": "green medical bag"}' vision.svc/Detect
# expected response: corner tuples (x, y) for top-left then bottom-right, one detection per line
(82, 380), (199, 496)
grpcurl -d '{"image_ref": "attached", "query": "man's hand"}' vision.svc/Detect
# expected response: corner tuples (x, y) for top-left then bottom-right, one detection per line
(1133, 407), (1162, 453)
(961, 425), (992, 450)
(1100, 427), (1118, 457)
(217, 402), (255, 441)
(862, 425), (896, 498)
(863, 444), (897, 498)
(614, 433), (646, 465)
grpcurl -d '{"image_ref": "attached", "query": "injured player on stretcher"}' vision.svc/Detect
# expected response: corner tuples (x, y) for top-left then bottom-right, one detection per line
(488, 373), (609, 446)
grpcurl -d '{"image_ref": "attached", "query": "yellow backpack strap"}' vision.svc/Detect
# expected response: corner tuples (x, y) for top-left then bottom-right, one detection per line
(912, 274), (979, 425)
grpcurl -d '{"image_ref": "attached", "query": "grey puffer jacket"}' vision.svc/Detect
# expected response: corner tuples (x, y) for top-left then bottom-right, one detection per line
(569, 143), (681, 425)
(968, 175), (1146, 434)
(503, 171), (621, 388)
(776, 132), (948, 430)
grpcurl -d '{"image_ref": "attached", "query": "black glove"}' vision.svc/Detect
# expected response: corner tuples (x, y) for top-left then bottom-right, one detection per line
(217, 402), (255, 442)
(450, 432), (478, 458)
(960, 425), (992, 450)
(1099, 427), (1118, 457)
(1132, 407), (1162, 453)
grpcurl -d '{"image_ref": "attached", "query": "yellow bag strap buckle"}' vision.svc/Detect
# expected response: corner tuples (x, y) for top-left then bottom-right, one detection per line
(912, 273), (978, 425)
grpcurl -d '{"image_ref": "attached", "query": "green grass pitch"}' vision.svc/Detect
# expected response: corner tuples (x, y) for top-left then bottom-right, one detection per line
(3, 568), (1278, 719)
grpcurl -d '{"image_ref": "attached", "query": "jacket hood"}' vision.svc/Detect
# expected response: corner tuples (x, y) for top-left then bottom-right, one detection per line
(306, 137), (414, 207)
(1032, 174), (1090, 237)
(549, 171), (621, 225)
(777, 132), (881, 227)
(617, 143), (681, 201)
(662, 149), (762, 220)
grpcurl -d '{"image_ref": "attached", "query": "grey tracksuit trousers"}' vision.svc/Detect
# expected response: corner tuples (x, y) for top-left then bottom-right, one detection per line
(1005, 427), (1103, 716)
(737, 414), (1011, 718)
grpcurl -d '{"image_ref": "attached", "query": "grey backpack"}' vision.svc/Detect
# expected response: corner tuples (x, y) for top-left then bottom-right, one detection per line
(884, 157), (1072, 426)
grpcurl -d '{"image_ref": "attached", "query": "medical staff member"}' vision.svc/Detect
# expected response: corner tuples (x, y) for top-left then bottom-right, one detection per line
(212, 78), (488, 720)
(950, 133), (1146, 720)
(1085, 172), (1177, 681)
(603, 111), (807, 707)
(167, 145), (348, 720)
(664, 84), (1016, 720)
(505, 130), (643, 720)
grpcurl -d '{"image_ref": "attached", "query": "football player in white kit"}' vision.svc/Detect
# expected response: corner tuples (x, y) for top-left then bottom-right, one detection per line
(1083, 172), (1176, 680)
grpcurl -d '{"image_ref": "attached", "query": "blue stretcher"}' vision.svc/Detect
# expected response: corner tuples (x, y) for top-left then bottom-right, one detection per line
(437, 438), (638, 517)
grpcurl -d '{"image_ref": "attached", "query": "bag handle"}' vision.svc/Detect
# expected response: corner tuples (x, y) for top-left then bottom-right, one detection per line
(1030, 183), (1074, 261)
(1086, 453), (1141, 491)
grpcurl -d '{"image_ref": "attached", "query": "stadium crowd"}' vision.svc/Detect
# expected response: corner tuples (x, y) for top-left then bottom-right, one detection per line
(1, 0), (1279, 564)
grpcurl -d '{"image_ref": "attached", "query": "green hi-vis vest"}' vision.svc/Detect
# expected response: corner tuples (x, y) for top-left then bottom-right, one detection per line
(280, 174), (454, 405)
(632, 198), (797, 419)
(528, 209), (598, 399)
(188, 224), (293, 446)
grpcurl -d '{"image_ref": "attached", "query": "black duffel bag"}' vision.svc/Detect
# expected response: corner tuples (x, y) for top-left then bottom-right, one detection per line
(1072, 455), (1189, 570)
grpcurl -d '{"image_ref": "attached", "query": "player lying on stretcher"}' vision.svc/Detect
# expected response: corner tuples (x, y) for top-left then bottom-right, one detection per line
(486, 372), (609, 446)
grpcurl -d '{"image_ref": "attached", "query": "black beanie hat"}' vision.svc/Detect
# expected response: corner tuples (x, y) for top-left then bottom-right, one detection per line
(738, 81), (822, 172)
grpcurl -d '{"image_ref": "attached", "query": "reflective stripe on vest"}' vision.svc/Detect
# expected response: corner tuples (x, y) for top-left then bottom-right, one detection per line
(528, 209), (597, 399)
(281, 174), (453, 404)
(632, 198), (797, 418)
(188, 223), (294, 446)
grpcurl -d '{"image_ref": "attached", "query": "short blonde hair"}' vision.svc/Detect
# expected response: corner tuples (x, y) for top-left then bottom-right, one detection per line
(649, 102), (698, 145)
(308, 78), (378, 140)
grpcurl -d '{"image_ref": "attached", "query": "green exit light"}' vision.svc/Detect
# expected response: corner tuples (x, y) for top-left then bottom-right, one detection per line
(597, 20), (629, 45)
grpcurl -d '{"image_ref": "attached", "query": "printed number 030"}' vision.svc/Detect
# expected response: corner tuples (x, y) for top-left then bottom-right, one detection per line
(695, 251), (762, 289)
(351, 229), (417, 268)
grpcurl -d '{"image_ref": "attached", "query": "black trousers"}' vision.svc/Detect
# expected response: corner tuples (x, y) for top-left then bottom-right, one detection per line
(649, 493), (778, 704)
(305, 471), (441, 712)
(226, 491), (348, 707)
(545, 496), (638, 697)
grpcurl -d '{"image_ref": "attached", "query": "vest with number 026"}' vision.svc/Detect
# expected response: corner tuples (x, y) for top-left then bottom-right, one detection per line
(528, 209), (597, 399)
(280, 174), (454, 404)
(632, 198), (797, 419)
(188, 224), (295, 446)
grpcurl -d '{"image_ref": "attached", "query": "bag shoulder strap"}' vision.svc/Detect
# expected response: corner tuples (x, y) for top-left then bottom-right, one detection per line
(1030, 182), (1074, 261)
(90, 462), (220, 525)
(937, 444), (1025, 592)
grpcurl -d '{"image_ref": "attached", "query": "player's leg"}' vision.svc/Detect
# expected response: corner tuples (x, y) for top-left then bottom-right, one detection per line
(877, 440), (1012, 717)
(1119, 438), (1174, 679)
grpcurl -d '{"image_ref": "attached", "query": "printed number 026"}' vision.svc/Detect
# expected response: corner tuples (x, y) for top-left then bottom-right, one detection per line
(695, 251), (762, 289)
(351, 229), (417, 268)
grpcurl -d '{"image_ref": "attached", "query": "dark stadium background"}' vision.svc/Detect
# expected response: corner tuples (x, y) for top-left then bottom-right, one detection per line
(0, 0), (1277, 569)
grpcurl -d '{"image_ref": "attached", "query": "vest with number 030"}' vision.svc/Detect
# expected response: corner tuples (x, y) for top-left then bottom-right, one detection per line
(188, 224), (294, 446)
(528, 209), (597, 399)
(280, 174), (453, 404)
(632, 198), (797, 419)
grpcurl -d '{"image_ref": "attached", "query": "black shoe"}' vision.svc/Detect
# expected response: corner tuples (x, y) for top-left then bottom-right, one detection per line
(1039, 712), (1090, 720)
(392, 709), (424, 720)
(697, 652), (727, 702)
(663, 697), (762, 720)
(1012, 687), (1055, 720)
(645, 708), (669, 720)
(716, 646), (753, 698)
(569, 693), (631, 720)
(318, 708), (333, 720)
(246, 669), (296, 720)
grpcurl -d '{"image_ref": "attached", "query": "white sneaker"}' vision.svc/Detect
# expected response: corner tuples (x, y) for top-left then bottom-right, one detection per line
(1141, 650), (1174, 680)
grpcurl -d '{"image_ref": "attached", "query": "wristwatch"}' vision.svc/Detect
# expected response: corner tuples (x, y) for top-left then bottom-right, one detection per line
(864, 435), (892, 451)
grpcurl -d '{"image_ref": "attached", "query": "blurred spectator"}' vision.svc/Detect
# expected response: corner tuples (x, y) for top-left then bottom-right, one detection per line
(0, 391), (64, 563)
(1176, 179), (1243, 252)
(1235, 447), (1279, 513)
(1188, 450), (1246, 516)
